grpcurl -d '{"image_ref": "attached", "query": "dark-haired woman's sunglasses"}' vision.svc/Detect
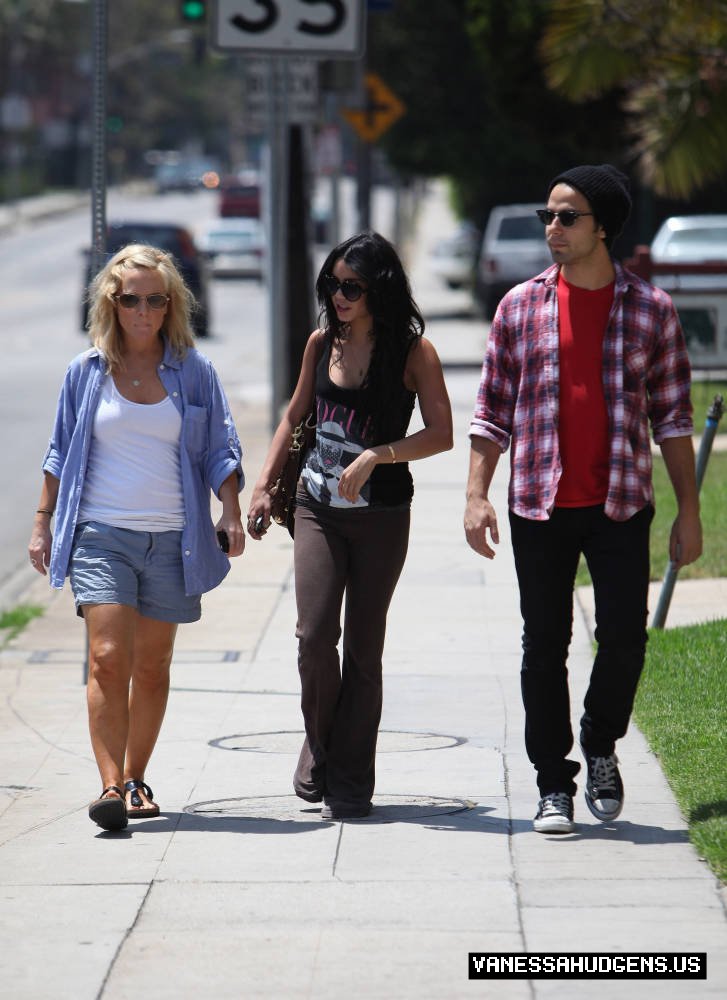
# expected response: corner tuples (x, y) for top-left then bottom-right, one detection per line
(115, 293), (169, 310)
(536, 209), (594, 227)
(322, 274), (367, 302)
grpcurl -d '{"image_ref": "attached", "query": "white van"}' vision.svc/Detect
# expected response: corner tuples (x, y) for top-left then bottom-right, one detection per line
(475, 204), (553, 318)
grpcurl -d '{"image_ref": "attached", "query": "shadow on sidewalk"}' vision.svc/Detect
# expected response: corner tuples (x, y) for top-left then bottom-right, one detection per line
(107, 804), (689, 848)
(103, 814), (324, 836)
(419, 812), (690, 846)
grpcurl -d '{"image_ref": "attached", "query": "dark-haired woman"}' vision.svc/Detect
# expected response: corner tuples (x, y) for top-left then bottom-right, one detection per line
(247, 231), (452, 819)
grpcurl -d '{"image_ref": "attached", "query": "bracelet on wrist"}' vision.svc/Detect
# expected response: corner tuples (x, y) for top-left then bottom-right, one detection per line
(387, 444), (396, 464)
(36, 508), (54, 516)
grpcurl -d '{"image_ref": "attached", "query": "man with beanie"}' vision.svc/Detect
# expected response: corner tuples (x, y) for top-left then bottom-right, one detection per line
(464, 164), (702, 833)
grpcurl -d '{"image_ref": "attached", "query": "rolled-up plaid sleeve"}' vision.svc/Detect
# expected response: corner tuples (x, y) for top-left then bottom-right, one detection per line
(469, 313), (515, 453)
(646, 290), (694, 444)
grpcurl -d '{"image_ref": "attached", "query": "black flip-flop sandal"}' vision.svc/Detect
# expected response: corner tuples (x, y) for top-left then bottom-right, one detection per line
(124, 779), (160, 818)
(89, 785), (128, 831)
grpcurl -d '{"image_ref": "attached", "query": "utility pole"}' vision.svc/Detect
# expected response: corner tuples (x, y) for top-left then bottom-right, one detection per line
(89, 0), (107, 279)
(264, 57), (291, 430)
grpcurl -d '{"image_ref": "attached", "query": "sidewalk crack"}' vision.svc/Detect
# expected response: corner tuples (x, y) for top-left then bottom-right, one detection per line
(96, 880), (154, 999)
(498, 674), (536, 1000)
(250, 564), (295, 664)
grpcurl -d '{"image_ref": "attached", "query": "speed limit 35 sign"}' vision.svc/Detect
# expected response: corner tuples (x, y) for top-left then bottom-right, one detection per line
(213, 0), (365, 57)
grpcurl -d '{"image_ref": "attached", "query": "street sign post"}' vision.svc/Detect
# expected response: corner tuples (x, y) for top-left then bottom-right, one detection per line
(213, 0), (365, 57)
(343, 72), (405, 142)
(244, 58), (319, 125)
(212, 2), (365, 427)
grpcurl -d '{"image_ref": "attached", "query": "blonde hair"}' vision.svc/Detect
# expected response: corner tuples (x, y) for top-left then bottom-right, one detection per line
(87, 244), (195, 371)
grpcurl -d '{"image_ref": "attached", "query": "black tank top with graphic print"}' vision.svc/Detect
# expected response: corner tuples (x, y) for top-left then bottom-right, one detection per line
(299, 344), (415, 508)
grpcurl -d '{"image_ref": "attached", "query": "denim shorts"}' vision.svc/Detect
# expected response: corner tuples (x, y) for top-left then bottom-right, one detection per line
(69, 520), (201, 623)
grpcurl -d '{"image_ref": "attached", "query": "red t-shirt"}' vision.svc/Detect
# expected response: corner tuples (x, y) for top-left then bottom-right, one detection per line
(555, 273), (614, 508)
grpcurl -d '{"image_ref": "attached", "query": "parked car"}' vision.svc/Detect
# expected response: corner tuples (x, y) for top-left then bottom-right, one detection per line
(218, 171), (261, 218)
(429, 221), (480, 289)
(81, 222), (211, 336)
(474, 204), (552, 318)
(625, 214), (727, 364)
(650, 214), (727, 282)
(198, 218), (265, 279)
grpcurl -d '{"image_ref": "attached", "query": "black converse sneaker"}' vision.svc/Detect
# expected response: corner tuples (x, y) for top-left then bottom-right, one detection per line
(581, 745), (624, 821)
(533, 792), (575, 834)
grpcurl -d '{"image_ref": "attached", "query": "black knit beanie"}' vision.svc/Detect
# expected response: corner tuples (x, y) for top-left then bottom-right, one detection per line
(548, 164), (632, 250)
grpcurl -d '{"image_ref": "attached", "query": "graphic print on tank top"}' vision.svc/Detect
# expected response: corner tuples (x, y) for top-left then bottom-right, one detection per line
(301, 397), (373, 508)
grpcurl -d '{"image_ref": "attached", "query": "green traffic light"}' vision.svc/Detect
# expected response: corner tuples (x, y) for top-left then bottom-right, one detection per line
(181, 1), (206, 21)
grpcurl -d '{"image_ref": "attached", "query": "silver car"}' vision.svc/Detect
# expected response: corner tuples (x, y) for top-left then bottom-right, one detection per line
(650, 214), (727, 292)
(475, 204), (553, 318)
(198, 218), (265, 279)
(648, 214), (727, 363)
(428, 221), (480, 289)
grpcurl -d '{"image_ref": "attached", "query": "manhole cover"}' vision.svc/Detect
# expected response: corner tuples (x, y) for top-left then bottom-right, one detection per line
(210, 730), (466, 754)
(184, 794), (472, 823)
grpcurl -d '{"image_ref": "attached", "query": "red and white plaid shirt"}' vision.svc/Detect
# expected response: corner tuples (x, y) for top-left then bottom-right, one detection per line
(470, 262), (693, 522)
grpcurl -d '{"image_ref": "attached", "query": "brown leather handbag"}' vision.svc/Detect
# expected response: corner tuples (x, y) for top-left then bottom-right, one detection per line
(269, 409), (317, 538)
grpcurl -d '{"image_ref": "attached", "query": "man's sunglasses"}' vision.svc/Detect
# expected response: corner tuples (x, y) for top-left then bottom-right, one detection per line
(536, 209), (594, 227)
(115, 293), (169, 310)
(322, 274), (367, 302)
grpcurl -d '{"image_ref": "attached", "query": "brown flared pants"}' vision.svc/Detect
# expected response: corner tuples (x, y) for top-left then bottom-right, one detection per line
(292, 500), (410, 811)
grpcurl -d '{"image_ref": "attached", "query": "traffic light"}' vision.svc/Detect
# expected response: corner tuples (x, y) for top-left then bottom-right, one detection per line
(180, 1), (206, 21)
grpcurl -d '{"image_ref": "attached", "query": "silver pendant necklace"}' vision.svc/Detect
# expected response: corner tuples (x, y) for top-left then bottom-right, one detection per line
(344, 330), (372, 378)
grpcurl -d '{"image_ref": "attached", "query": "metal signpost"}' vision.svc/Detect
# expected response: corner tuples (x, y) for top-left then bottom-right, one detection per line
(343, 69), (405, 230)
(212, 0), (365, 428)
(90, 0), (108, 280)
(83, 0), (108, 684)
(651, 394), (725, 629)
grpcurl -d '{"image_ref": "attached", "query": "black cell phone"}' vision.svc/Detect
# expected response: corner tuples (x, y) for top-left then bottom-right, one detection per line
(217, 530), (229, 553)
(254, 514), (266, 534)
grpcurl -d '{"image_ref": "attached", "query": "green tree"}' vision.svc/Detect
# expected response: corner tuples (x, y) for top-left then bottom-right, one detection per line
(540, 0), (727, 198)
(367, 0), (624, 226)
(0, 0), (251, 193)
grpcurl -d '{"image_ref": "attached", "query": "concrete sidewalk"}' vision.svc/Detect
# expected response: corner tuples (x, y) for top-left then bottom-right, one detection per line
(1, 182), (725, 999)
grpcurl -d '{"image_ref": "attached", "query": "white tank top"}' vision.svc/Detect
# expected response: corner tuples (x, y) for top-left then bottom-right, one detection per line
(78, 376), (185, 531)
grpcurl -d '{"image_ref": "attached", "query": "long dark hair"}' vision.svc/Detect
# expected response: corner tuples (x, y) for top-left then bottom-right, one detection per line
(315, 231), (424, 442)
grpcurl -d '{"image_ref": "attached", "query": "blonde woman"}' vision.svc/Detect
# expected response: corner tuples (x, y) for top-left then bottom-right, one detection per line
(28, 244), (245, 832)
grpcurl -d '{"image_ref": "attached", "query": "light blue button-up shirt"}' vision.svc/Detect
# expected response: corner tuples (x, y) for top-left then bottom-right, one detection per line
(42, 340), (243, 595)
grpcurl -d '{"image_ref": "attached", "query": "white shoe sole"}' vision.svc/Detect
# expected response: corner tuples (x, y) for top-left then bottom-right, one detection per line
(534, 816), (575, 834)
(584, 794), (624, 822)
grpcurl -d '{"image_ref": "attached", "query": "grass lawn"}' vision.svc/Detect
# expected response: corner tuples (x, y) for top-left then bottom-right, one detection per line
(573, 376), (726, 586)
(650, 450), (727, 581)
(634, 620), (727, 883)
(576, 450), (726, 586)
(690, 379), (727, 429)
(0, 604), (44, 645)
(574, 389), (726, 882)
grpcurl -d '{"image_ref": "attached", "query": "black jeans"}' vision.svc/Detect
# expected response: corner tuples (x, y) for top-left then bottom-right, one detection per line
(292, 500), (410, 810)
(509, 504), (654, 797)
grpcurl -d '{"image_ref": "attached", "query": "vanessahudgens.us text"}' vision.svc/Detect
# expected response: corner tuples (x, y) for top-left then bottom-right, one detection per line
(468, 953), (706, 979)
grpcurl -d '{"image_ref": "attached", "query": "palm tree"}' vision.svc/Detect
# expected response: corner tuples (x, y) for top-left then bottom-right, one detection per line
(540, 0), (727, 198)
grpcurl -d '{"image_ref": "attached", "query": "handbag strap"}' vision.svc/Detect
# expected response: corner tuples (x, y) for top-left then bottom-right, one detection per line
(306, 330), (326, 411)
